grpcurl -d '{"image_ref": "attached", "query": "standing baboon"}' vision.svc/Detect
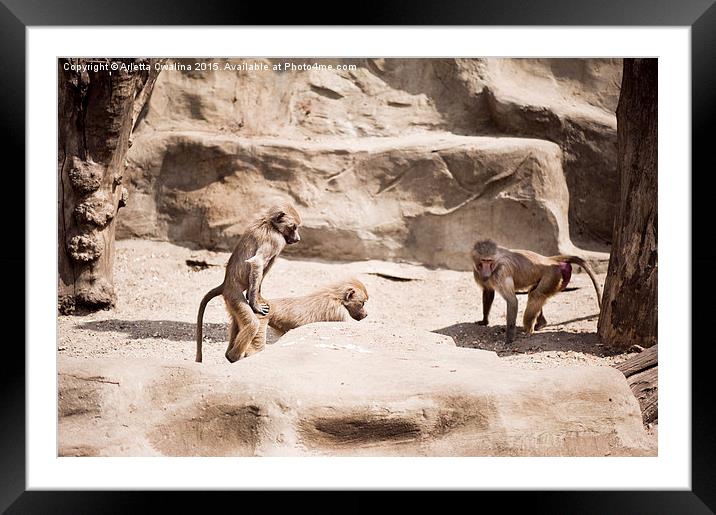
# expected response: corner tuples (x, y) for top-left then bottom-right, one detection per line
(471, 239), (602, 343)
(195, 203), (302, 363)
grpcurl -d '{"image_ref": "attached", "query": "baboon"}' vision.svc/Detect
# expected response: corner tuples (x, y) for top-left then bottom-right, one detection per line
(246, 278), (370, 355)
(197, 277), (369, 361)
(195, 203), (302, 363)
(471, 239), (602, 343)
(271, 278), (368, 332)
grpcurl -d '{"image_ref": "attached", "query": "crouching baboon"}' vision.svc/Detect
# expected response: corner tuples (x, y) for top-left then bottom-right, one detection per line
(270, 277), (369, 332)
(195, 203), (302, 363)
(471, 239), (602, 343)
(245, 278), (370, 355)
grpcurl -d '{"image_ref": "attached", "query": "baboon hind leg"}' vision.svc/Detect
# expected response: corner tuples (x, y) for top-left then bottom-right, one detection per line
(523, 292), (549, 334)
(524, 271), (560, 334)
(225, 300), (261, 363)
(226, 318), (239, 357)
(534, 310), (548, 331)
(244, 315), (269, 358)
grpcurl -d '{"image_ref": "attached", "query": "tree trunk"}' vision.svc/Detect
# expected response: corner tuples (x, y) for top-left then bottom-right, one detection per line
(58, 58), (160, 314)
(597, 59), (658, 349)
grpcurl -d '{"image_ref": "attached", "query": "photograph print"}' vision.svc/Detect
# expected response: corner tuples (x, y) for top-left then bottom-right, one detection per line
(57, 57), (657, 457)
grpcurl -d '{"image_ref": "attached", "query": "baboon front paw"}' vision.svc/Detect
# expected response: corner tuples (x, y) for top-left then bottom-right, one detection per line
(505, 329), (516, 344)
(476, 319), (488, 326)
(251, 302), (270, 315)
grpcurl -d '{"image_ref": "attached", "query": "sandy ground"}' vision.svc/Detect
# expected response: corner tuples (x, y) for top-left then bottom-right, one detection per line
(59, 239), (657, 442)
(59, 239), (641, 371)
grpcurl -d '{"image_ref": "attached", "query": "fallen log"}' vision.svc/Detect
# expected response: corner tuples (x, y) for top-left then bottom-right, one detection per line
(614, 345), (657, 425)
(615, 345), (657, 377)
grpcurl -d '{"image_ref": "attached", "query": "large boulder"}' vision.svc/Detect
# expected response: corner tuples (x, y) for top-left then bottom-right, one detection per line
(118, 58), (620, 262)
(119, 131), (599, 271)
(59, 321), (654, 457)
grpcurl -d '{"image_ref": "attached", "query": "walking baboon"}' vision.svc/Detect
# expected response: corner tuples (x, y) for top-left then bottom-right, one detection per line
(195, 203), (302, 363)
(471, 239), (602, 343)
(246, 278), (370, 355)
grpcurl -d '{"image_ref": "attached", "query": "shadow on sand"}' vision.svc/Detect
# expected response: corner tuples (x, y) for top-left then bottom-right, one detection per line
(76, 319), (226, 343)
(433, 315), (621, 358)
(77, 316), (616, 358)
(75, 319), (285, 346)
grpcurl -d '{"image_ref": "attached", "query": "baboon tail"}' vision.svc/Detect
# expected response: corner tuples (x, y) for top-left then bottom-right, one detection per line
(196, 284), (224, 363)
(550, 255), (602, 310)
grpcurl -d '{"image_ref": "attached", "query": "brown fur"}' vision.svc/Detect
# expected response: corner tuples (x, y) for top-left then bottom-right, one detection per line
(471, 239), (602, 343)
(195, 203), (302, 362)
(247, 278), (370, 355)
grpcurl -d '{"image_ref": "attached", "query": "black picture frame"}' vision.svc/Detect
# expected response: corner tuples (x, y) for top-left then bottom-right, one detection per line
(4, 0), (714, 512)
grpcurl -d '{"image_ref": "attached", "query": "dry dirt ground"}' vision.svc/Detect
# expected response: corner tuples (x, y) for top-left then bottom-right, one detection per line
(59, 239), (640, 371)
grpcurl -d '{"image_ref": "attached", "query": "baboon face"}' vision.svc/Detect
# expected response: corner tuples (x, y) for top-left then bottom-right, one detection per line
(472, 239), (499, 282)
(343, 287), (368, 321)
(272, 211), (301, 245)
(476, 258), (496, 282)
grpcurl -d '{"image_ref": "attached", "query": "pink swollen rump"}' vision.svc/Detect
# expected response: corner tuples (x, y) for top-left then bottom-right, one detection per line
(559, 262), (572, 291)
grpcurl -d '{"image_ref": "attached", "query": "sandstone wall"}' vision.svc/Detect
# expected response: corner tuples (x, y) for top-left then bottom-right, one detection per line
(118, 58), (622, 268)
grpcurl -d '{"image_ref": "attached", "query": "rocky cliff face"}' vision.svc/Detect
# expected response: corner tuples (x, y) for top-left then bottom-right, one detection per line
(118, 58), (621, 268)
